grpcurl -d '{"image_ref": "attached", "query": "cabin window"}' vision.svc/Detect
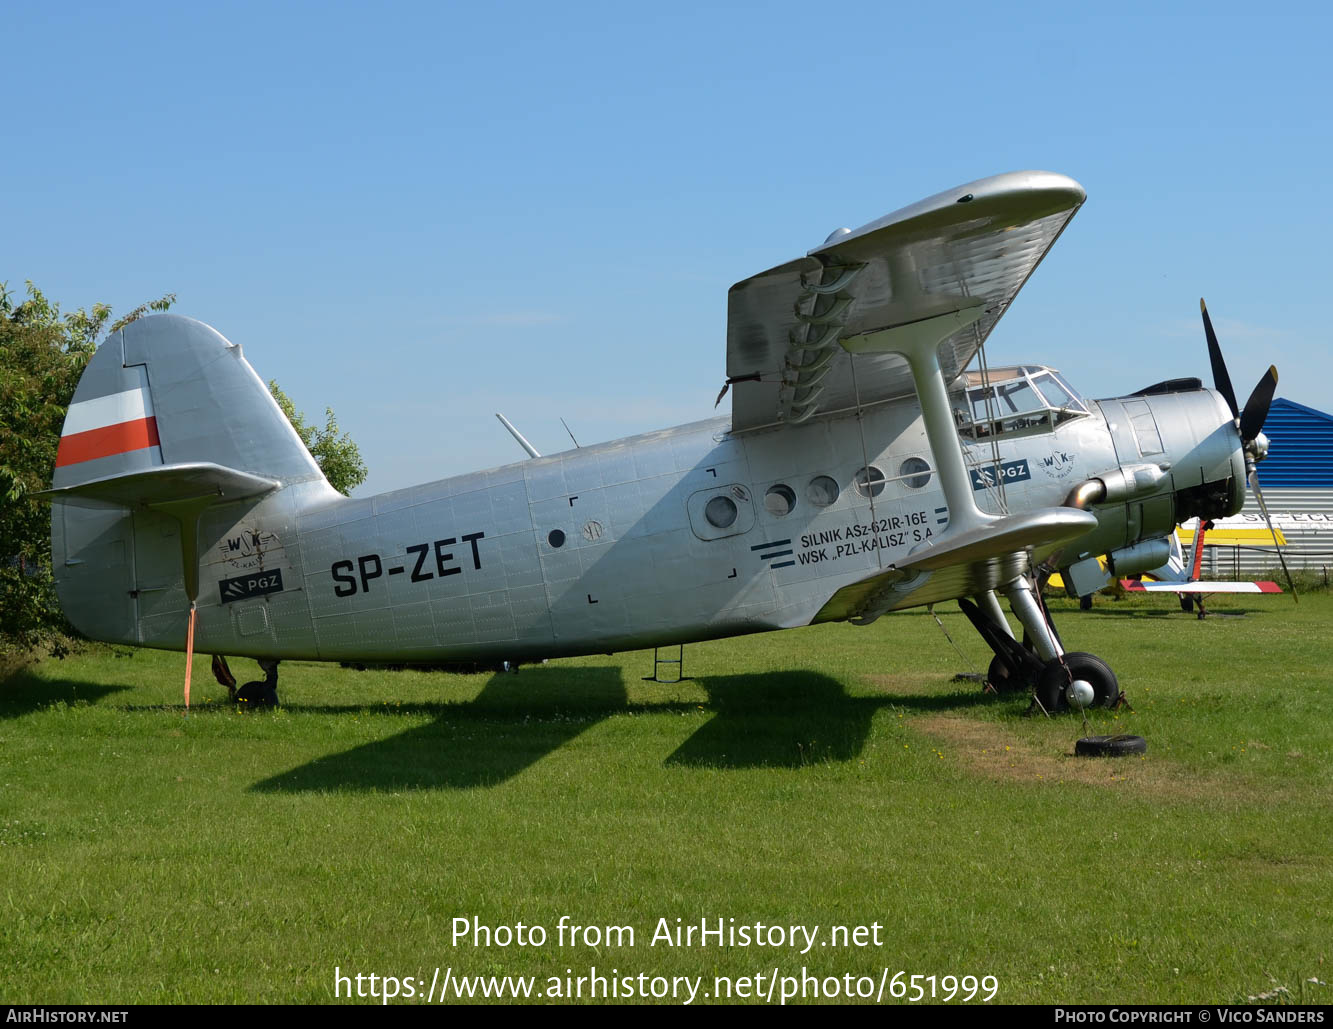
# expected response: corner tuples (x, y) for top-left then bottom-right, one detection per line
(899, 457), (931, 489)
(765, 484), (796, 516)
(854, 466), (886, 498)
(807, 475), (840, 508)
(686, 483), (756, 541)
(704, 496), (739, 528)
(548, 529), (566, 548)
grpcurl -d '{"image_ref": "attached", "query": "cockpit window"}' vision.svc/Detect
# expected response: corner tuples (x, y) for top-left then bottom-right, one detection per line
(1031, 372), (1088, 414)
(970, 380), (1043, 419)
(953, 366), (1088, 441)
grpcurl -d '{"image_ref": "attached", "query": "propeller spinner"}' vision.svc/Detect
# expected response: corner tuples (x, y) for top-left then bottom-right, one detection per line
(1200, 299), (1297, 601)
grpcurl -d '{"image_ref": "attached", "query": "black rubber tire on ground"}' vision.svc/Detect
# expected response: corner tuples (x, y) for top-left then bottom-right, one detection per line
(1180, 594), (1194, 613)
(1075, 734), (1148, 757)
(986, 655), (1029, 693)
(1079, 594), (1093, 610)
(1034, 652), (1119, 713)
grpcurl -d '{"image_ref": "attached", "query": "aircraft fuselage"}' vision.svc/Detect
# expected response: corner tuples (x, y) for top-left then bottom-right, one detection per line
(56, 379), (1241, 664)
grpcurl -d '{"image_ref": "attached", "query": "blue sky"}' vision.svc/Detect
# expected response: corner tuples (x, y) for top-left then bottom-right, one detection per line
(6, 2), (1330, 495)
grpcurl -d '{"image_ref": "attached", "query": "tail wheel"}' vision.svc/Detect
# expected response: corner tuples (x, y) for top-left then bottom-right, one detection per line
(1035, 652), (1119, 713)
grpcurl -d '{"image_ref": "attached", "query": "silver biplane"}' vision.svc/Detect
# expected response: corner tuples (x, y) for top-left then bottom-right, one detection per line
(43, 171), (1284, 713)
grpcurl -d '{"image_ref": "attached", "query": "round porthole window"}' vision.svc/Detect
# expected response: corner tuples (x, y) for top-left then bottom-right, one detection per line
(900, 457), (932, 489)
(765, 484), (796, 517)
(855, 466), (886, 498)
(807, 475), (840, 508)
(704, 495), (738, 528)
(548, 529), (566, 548)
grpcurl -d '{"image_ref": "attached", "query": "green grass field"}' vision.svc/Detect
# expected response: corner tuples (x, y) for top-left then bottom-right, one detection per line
(2, 592), (1330, 1005)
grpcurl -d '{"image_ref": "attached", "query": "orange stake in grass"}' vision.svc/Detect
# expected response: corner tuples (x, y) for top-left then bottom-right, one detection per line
(183, 603), (197, 714)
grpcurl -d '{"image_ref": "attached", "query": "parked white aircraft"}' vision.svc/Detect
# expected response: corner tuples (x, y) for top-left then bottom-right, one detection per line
(1114, 519), (1288, 619)
(43, 171), (1283, 713)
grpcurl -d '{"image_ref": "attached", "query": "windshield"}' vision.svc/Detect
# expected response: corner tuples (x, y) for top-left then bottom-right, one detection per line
(1031, 371), (1088, 414)
(954, 367), (1088, 440)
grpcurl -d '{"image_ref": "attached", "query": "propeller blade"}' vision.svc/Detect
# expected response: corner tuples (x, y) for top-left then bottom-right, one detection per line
(1240, 365), (1278, 443)
(1249, 468), (1298, 603)
(1201, 298), (1240, 419)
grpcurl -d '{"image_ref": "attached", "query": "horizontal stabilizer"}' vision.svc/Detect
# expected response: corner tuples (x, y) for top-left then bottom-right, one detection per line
(1120, 580), (1283, 594)
(38, 462), (278, 508)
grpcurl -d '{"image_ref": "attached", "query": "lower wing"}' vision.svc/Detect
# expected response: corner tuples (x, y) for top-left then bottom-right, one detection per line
(1119, 580), (1283, 594)
(815, 507), (1096, 622)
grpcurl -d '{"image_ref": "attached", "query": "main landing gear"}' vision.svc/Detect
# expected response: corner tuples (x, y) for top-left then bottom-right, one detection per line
(211, 655), (281, 708)
(960, 578), (1121, 714)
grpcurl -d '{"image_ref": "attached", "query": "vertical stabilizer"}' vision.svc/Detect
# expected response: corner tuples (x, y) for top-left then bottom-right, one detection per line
(49, 315), (337, 649)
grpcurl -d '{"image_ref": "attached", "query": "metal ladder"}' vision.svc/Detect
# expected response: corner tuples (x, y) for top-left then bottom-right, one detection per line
(643, 644), (690, 683)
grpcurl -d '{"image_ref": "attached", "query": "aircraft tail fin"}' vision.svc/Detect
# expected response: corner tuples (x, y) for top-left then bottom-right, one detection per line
(51, 314), (326, 493)
(48, 315), (335, 649)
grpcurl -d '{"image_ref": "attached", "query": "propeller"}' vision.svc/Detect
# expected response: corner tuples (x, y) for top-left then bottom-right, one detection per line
(1200, 299), (1297, 602)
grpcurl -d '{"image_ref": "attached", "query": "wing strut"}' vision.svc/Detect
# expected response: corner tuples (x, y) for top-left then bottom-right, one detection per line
(842, 305), (993, 536)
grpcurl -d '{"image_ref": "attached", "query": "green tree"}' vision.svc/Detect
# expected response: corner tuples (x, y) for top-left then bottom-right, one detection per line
(0, 282), (174, 653)
(267, 381), (367, 496)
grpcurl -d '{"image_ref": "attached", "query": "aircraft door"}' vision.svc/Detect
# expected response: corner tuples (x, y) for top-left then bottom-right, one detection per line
(131, 509), (185, 641)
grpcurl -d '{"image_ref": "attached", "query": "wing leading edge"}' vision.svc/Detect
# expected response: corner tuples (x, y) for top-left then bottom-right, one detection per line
(726, 171), (1086, 432)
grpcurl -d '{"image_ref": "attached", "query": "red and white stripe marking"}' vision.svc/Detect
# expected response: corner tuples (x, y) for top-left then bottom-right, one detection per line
(56, 374), (163, 469)
(1120, 579), (1283, 594)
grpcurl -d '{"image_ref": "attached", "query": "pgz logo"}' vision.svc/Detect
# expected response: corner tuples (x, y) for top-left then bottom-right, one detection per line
(970, 459), (1031, 490)
(218, 569), (285, 604)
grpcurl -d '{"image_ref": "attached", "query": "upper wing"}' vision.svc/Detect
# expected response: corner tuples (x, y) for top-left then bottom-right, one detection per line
(726, 171), (1086, 432)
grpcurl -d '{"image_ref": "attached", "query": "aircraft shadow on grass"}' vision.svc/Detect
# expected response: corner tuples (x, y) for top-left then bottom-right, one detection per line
(249, 665), (995, 793)
(0, 667), (130, 719)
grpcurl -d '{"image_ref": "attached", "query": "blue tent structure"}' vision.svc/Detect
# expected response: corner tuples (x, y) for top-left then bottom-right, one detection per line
(1216, 397), (1333, 578)
(1253, 398), (1333, 488)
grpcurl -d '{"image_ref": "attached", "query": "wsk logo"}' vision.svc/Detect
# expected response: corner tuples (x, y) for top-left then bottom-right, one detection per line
(1039, 450), (1076, 479)
(218, 529), (278, 560)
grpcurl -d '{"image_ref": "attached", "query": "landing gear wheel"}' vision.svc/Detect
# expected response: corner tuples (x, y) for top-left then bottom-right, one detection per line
(986, 655), (1029, 693)
(234, 658), (280, 708)
(1034, 652), (1119, 714)
(1076, 734), (1147, 757)
(1179, 594), (1194, 613)
(1079, 594), (1093, 611)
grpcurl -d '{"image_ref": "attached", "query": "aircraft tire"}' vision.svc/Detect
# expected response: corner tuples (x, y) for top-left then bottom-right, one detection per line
(1035, 652), (1119, 713)
(1075, 734), (1148, 757)
(986, 655), (1029, 693)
